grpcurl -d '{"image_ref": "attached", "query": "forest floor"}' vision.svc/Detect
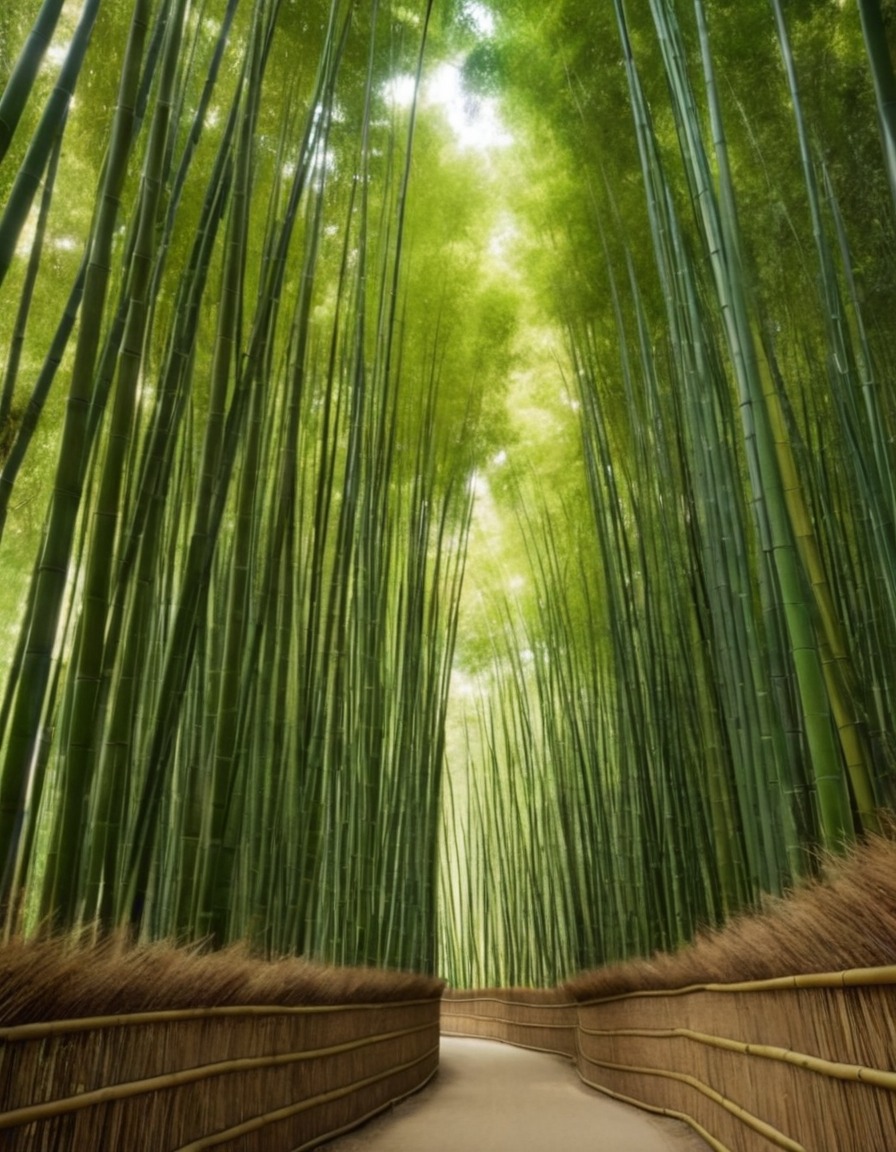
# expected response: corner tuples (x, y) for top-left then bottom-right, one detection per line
(323, 1036), (710, 1150)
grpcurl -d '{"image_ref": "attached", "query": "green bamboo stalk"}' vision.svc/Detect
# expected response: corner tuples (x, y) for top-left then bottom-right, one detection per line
(79, 98), (236, 932)
(656, 0), (853, 845)
(42, 0), (187, 926)
(121, 0), (349, 931)
(0, 0), (151, 916)
(0, 0), (99, 287)
(0, 107), (65, 434)
(855, 0), (896, 214)
(195, 1), (282, 945)
(768, 0), (879, 830)
(0, 0), (66, 164)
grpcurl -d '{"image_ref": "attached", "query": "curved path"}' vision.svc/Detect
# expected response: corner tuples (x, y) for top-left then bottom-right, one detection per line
(324, 1037), (709, 1150)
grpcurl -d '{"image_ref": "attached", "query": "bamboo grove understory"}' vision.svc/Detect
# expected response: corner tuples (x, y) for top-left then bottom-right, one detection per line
(1, 0), (895, 987)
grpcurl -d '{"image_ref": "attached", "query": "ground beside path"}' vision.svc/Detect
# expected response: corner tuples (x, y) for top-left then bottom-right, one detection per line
(323, 1037), (710, 1151)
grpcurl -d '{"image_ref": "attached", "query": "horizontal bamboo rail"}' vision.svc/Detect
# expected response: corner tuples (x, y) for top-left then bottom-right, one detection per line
(575, 1076), (732, 1152)
(176, 1044), (440, 1151)
(0, 997), (439, 1041)
(440, 988), (578, 1058)
(577, 1051), (806, 1151)
(443, 966), (896, 1152)
(0, 1023), (432, 1129)
(444, 1013), (575, 1032)
(288, 1059), (439, 1152)
(575, 963), (896, 1006)
(578, 1024), (896, 1090)
(440, 995), (578, 1008)
(0, 995), (441, 1150)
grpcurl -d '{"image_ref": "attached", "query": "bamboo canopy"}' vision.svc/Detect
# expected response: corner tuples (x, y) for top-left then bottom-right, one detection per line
(0, 0), (894, 991)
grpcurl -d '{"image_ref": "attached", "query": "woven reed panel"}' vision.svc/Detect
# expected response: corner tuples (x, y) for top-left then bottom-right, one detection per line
(0, 999), (441, 1151)
(576, 985), (896, 1152)
(441, 989), (577, 1058)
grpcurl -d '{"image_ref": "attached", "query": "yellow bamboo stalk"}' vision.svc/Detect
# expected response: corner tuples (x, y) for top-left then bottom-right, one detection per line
(575, 1072), (734, 1152)
(440, 1013), (574, 1031)
(579, 1025), (896, 1090)
(0, 1024), (432, 1129)
(759, 344), (879, 831)
(0, 997), (439, 1041)
(578, 1052), (806, 1152)
(441, 995), (578, 1007)
(441, 1029), (575, 1058)
(288, 1055), (440, 1152)
(576, 963), (896, 1005)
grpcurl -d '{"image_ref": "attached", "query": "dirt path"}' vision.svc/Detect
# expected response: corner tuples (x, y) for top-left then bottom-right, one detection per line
(323, 1037), (710, 1150)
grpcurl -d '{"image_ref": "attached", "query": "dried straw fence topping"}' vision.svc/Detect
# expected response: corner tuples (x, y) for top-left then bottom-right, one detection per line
(0, 937), (444, 1026)
(0, 939), (443, 1151)
(562, 835), (896, 1003)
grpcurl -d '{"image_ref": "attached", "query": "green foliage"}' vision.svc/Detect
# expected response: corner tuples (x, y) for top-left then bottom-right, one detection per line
(2, 0), (894, 991)
(0, 0), (485, 977)
(439, 0), (896, 986)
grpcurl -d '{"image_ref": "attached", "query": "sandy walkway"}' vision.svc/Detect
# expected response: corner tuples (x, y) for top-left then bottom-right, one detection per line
(323, 1037), (709, 1150)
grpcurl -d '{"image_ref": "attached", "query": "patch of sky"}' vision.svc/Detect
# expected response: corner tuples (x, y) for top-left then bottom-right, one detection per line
(426, 61), (512, 152)
(45, 42), (69, 67)
(461, 2), (495, 37)
(393, 5), (422, 29)
(381, 1), (510, 154)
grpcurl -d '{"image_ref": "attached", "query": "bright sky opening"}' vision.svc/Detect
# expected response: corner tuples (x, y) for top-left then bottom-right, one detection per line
(384, 65), (512, 153)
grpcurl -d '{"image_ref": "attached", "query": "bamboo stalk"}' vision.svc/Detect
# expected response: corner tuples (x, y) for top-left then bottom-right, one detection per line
(578, 1025), (896, 1090)
(435, 1018), (568, 1036)
(575, 964), (896, 1005)
(0, 0), (66, 163)
(0, 997), (441, 1041)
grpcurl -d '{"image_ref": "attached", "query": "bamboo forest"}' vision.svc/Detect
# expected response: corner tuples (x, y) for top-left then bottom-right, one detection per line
(1, 0), (895, 998)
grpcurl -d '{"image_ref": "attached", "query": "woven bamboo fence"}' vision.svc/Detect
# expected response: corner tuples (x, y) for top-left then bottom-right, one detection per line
(441, 973), (896, 1151)
(440, 987), (577, 1058)
(0, 940), (442, 1150)
(575, 969), (896, 1152)
(442, 836), (896, 1151)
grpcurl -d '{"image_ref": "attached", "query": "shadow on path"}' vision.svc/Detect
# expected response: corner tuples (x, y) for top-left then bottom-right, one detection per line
(323, 1037), (710, 1150)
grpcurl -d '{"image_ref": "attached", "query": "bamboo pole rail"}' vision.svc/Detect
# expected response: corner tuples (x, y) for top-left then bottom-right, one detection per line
(444, 967), (896, 1152)
(575, 964), (896, 1006)
(175, 1045), (440, 1151)
(0, 1024), (432, 1130)
(577, 1052), (807, 1151)
(578, 1025), (896, 1090)
(0, 998), (439, 1042)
